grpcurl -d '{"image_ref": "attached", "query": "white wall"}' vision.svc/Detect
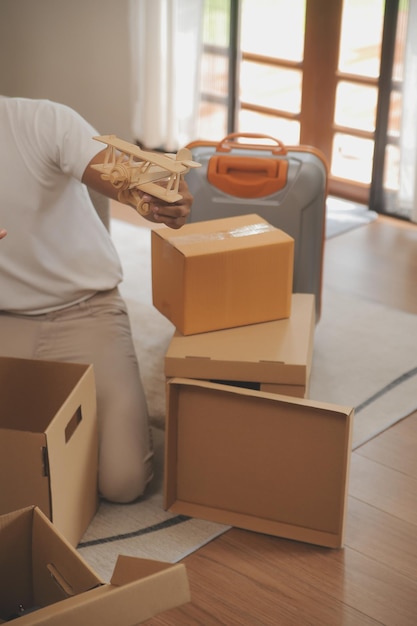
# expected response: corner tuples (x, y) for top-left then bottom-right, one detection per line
(0, 0), (135, 140)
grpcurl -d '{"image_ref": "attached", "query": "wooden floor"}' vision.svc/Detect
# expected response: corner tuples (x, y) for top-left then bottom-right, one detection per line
(115, 206), (417, 626)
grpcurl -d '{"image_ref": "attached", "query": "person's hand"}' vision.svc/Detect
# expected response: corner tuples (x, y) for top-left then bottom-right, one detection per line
(0, 228), (7, 240)
(141, 179), (193, 229)
(84, 150), (194, 229)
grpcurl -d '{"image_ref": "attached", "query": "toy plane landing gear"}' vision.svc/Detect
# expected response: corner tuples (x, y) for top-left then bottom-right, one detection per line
(91, 134), (201, 216)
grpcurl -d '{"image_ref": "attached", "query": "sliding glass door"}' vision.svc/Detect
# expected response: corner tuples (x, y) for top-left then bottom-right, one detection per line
(197, 0), (401, 210)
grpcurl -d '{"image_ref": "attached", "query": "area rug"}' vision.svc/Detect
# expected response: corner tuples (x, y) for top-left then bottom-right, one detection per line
(326, 196), (378, 238)
(78, 218), (417, 580)
(309, 288), (417, 448)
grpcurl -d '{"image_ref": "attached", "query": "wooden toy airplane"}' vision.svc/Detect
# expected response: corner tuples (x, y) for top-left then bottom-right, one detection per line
(91, 134), (201, 215)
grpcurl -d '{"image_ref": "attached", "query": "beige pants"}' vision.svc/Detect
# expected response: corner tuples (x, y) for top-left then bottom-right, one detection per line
(0, 288), (153, 503)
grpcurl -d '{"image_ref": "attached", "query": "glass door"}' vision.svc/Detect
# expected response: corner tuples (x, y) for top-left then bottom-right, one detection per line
(197, 0), (388, 207)
(370, 0), (412, 220)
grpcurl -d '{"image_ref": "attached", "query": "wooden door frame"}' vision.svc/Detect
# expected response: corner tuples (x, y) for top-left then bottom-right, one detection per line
(300, 0), (343, 162)
(301, 0), (380, 205)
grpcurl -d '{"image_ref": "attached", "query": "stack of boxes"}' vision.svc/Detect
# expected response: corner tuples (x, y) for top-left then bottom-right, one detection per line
(152, 213), (353, 549)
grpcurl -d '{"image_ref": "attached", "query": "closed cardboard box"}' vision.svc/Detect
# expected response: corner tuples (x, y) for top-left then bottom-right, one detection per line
(0, 506), (190, 625)
(152, 213), (294, 335)
(0, 357), (98, 547)
(165, 293), (315, 398)
(164, 378), (353, 548)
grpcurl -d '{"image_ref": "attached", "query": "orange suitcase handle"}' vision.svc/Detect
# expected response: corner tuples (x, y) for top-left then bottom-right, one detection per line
(186, 133), (328, 198)
(208, 155), (289, 198)
(186, 133), (328, 168)
(207, 134), (288, 198)
(215, 132), (288, 155)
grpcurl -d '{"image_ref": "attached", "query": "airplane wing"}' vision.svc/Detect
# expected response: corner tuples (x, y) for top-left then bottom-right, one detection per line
(93, 135), (188, 173)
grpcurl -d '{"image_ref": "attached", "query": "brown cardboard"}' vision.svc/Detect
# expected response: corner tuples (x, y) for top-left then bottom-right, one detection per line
(164, 378), (353, 548)
(152, 213), (294, 335)
(0, 357), (98, 547)
(165, 293), (315, 398)
(0, 506), (190, 625)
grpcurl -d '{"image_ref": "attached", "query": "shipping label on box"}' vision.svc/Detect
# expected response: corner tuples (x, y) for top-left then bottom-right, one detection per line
(165, 293), (315, 398)
(152, 213), (294, 335)
(0, 357), (98, 547)
(164, 378), (353, 548)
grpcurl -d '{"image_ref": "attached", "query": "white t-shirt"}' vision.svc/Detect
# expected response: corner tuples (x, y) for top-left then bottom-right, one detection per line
(0, 96), (123, 314)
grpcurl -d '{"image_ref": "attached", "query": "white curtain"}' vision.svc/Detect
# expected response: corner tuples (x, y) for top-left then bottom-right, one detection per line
(129, 0), (204, 152)
(397, 0), (417, 223)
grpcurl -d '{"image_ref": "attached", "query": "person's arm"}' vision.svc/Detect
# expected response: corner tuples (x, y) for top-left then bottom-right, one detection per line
(0, 229), (7, 240)
(82, 149), (193, 229)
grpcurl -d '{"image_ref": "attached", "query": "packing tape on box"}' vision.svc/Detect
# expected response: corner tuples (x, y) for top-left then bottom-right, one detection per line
(169, 223), (276, 246)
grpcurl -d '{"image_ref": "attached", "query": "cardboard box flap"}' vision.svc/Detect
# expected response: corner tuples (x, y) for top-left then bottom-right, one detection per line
(10, 560), (190, 626)
(110, 555), (181, 585)
(0, 508), (190, 626)
(0, 507), (102, 622)
(165, 294), (315, 385)
(0, 431), (51, 518)
(31, 507), (102, 601)
(44, 365), (98, 547)
(0, 358), (91, 433)
(0, 507), (34, 614)
(165, 378), (353, 548)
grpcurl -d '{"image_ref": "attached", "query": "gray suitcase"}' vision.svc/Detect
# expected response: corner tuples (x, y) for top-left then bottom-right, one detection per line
(184, 133), (328, 320)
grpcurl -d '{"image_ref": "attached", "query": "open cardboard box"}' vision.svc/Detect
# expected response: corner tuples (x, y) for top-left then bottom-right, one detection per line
(165, 293), (315, 398)
(152, 213), (294, 335)
(164, 378), (353, 548)
(0, 506), (190, 625)
(0, 357), (98, 547)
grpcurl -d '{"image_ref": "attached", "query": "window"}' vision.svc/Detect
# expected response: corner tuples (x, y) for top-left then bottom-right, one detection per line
(197, 0), (392, 207)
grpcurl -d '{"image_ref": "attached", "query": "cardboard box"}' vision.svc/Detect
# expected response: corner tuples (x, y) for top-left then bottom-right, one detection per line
(164, 378), (353, 548)
(165, 293), (315, 398)
(152, 213), (294, 335)
(0, 506), (190, 625)
(0, 357), (98, 547)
